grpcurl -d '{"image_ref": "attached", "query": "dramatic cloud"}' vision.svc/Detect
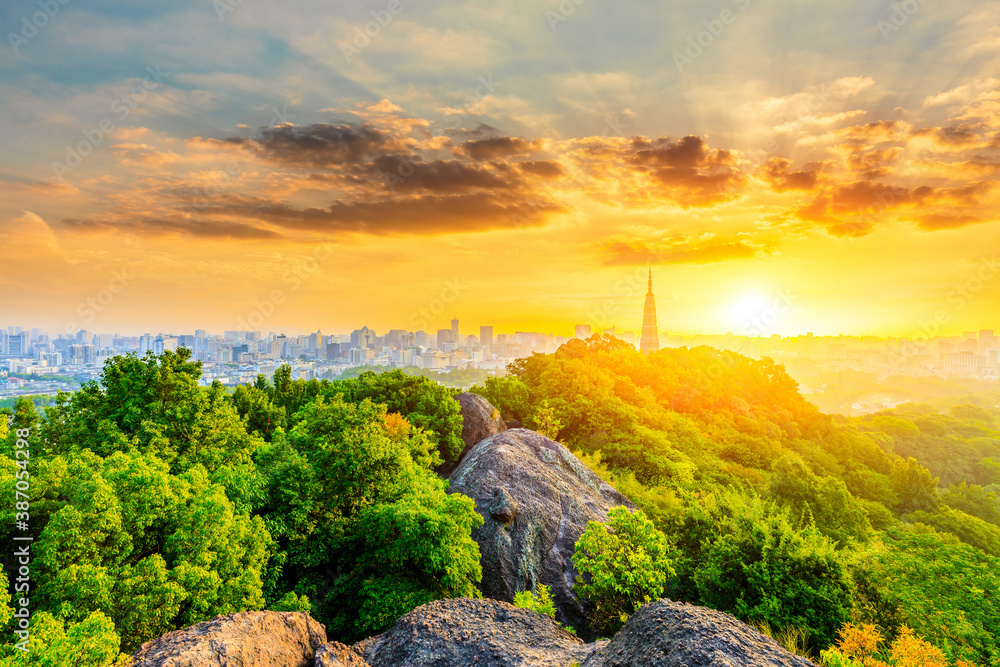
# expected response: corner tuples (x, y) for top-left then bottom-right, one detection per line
(224, 123), (391, 167)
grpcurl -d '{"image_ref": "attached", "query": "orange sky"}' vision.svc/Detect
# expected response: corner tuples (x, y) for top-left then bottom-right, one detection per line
(1, 2), (998, 338)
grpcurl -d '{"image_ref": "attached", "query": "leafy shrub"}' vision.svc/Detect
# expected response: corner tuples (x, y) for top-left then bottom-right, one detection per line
(572, 506), (674, 636)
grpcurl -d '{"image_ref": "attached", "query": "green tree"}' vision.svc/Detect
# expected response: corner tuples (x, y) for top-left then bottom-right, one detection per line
(259, 394), (483, 641)
(687, 492), (853, 649)
(572, 506), (675, 636)
(769, 452), (873, 545)
(890, 457), (939, 514)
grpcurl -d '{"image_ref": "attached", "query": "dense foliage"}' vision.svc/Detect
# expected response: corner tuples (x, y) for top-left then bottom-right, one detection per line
(3, 336), (998, 665)
(473, 335), (1000, 664)
(0, 351), (481, 664)
(571, 506), (674, 636)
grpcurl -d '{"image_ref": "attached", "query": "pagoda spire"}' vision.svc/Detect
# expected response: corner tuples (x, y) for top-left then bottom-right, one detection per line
(640, 268), (659, 354)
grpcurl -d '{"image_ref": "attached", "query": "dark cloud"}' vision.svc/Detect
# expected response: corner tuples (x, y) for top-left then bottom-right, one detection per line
(444, 123), (504, 141)
(630, 135), (736, 169)
(627, 135), (743, 206)
(516, 160), (565, 179)
(459, 136), (534, 160)
(911, 123), (981, 148)
(759, 158), (822, 191)
(225, 123), (389, 167)
(845, 148), (899, 179)
(370, 156), (516, 192)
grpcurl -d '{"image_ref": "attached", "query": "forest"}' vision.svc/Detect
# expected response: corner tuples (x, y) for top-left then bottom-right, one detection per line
(1, 338), (998, 666)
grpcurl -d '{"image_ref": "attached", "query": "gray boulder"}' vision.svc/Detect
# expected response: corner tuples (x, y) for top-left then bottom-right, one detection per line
(438, 392), (507, 476)
(357, 598), (602, 667)
(314, 641), (369, 666)
(448, 428), (634, 638)
(127, 611), (326, 667)
(582, 599), (816, 667)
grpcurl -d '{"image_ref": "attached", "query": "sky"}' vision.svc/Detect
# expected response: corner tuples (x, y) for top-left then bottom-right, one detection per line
(0, 0), (998, 338)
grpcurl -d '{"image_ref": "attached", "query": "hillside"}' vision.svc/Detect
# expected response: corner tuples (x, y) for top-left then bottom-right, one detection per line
(1, 339), (998, 666)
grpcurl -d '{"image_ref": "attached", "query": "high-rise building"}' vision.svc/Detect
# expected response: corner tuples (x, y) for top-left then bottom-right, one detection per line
(153, 337), (178, 355)
(640, 269), (659, 355)
(387, 329), (408, 349)
(574, 324), (591, 339)
(351, 326), (375, 349)
(980, 329), (996, 352)
(139, 334), (154, 354)
(451, 317), (459, 339)
(436, 328), (454, 350)
(480, 326), (493, 350)
(4, 332), (29, 356)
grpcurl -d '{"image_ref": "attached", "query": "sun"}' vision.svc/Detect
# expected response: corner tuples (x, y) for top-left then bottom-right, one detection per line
(726, 293), (769, 330)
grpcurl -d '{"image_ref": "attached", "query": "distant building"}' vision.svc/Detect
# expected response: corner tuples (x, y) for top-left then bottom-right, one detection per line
(639, 269), (659, 355)
(480, 326), (493, 350)
(3, 332), (29, 356)
(574, 325), (591, 339)
(153, 337), (178, 355)
(436, 328), (454, 350)
(451, 317), (459, 339)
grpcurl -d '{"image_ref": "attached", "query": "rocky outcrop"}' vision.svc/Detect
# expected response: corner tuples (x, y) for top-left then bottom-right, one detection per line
(129, 598), (817, 667)
(357, 598), (601, 667)
(127, 611), (326, 667)
(314, 641), (369, 666)
(447, 428), (635, 638)
(439, 392), (507, 476)
(581, 599), (816, 667)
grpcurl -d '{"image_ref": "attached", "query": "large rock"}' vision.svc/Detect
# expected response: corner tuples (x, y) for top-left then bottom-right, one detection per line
(438, 392), (507, 476)
(357, 598), (602, 667)
(314, 641), (370, 666)
(128, 611), (326, 667)
(582, 599), (816, 667)
(448, 428), (634, 638)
